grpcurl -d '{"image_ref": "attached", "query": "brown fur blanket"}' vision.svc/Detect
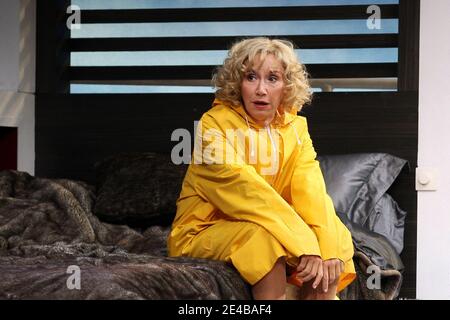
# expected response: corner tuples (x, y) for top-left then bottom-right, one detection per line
(0, 170), (250, 299)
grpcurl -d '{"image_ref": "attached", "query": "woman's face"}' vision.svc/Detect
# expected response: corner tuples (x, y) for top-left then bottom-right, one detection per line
(241, 54), (285, 126)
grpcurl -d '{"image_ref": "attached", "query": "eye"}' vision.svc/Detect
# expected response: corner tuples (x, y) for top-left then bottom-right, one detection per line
(268, 75), (279, 82)
(246, 73), (257, 81)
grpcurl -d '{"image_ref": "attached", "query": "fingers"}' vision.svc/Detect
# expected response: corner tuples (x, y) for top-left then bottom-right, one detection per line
(296, 255), (322, 284)
(323, 259), (345, 289)
(312, 264), (323, 289)
(295, 257), (345, 293)
(332, 260), (344, 284)
(335, 262), (342, 281)
(297, 260), (312, 277)
(301, 259), (319, 282)
(296, 255), (308, 272)
(322, 265), (329, 293)
(328, 262), (336, 284)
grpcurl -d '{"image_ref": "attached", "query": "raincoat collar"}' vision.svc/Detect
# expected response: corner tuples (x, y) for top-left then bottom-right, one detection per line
(212, 98), (298, 129)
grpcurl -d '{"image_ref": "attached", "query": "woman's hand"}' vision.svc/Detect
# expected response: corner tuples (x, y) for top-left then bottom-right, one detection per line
(295, 255), (323, 289)
(321, 259), (344, 292)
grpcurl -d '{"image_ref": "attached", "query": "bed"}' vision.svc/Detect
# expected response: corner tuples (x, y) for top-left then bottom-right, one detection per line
(0, 152), (408, 299)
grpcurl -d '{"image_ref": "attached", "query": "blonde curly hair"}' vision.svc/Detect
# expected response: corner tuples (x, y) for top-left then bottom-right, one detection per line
(212, 37), (312, 113)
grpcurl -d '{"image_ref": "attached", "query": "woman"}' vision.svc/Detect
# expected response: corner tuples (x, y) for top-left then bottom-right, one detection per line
(168, 37), (356, 300)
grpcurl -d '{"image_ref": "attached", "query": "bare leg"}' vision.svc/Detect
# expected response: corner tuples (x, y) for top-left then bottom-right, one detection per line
(302, 278), (339, 300)
(252, 257), (286, 300)
(286, 278), (339, 300)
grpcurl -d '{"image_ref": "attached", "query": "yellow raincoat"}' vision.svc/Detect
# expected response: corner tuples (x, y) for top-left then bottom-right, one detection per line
(168, 99), (356, 292)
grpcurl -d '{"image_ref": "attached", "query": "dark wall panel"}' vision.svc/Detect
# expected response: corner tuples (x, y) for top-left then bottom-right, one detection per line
(36, 93), (213, 182)
(0, 127), (18, 170)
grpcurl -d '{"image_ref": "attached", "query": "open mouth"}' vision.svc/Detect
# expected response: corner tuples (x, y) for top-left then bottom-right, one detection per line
(253, 101), (270, 108)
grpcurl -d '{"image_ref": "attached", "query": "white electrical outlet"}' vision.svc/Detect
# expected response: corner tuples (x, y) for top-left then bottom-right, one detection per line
(416, 167), (438, 191)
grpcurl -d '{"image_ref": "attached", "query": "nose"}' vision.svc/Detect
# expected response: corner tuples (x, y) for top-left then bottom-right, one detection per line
(255, 80), (267, 96)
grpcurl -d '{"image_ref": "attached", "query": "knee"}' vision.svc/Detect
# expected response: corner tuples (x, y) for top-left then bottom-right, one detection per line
(243, 222), (277, 242)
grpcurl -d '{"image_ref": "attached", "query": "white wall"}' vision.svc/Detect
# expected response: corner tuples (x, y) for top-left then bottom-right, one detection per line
(0, 0), (19, 91)
(0, 0), (35, 175)
(18, 0), (36, 94)
(417, 0), (450, 300)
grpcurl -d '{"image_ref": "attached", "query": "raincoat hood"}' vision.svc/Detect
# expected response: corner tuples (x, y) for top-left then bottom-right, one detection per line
(212, 98), (303, 150)
(212, 98), (299, 129)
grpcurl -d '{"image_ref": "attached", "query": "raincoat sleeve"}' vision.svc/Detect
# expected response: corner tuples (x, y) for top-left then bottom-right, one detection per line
(191, 114), (321, 259)
(290, 119), (354, 262)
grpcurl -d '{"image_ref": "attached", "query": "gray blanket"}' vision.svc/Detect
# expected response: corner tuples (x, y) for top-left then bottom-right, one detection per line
(0, 170), (401, 300)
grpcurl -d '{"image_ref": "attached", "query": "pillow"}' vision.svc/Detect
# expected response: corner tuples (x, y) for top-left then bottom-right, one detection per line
(93, 152), (188, 228)
(317, 153), (408, 241)
(364, 193), (407, 254)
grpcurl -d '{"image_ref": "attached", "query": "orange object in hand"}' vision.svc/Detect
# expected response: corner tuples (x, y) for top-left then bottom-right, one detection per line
(287, 272), (304, 287)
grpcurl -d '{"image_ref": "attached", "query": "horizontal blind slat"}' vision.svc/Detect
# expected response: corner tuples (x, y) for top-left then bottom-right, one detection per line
(79, 5), (399, 23)
(69, 63), (397, 81)
(70, 34), (398, 51)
